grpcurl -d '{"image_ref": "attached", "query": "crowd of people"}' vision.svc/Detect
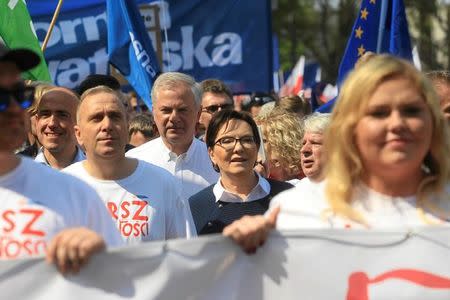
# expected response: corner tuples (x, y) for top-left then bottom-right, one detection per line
(1, 40), (450, 274)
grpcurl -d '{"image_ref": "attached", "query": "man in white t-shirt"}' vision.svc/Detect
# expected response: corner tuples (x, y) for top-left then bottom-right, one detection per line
(64, 86), (195, 243)
(126, 72), (218, 201)
(0, 42), (122, 273)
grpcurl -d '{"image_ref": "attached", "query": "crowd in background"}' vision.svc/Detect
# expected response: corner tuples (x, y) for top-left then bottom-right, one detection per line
(1, 40), (450, 273)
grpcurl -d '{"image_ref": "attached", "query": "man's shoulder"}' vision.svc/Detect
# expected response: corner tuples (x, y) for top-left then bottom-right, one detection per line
(135, 159), (175, 181)
(192, 138), (208, 154)
(126, 138), (162, 159)
(270, 180), (327, 212)
(62, 161), (85, 175)
(22, 158), (97, 197)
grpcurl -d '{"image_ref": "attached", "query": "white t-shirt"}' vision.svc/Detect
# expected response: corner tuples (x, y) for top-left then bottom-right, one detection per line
(0, 157), (123, 260)
(64, 160), (196, 244)
(270, 181), (450, 230)
(126, 137), (219, 202)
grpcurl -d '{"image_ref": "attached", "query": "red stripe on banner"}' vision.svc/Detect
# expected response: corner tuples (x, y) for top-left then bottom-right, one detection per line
(346, 269), (450, 300)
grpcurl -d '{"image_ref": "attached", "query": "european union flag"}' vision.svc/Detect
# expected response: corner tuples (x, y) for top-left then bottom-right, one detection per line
(318, 0), (413, 113)
(107, 0), (160, 110)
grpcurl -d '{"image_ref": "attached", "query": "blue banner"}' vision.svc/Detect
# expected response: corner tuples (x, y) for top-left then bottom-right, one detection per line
(28, 0), (273, 94)
(107, 0), (159, 109)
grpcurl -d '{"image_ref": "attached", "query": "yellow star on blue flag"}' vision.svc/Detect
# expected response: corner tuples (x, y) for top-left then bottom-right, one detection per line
(317, 0), (413, 113)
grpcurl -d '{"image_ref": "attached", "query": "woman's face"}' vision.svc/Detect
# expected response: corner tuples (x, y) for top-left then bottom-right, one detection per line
(354, 77), (433, 179)
(209, 119), (258, 177)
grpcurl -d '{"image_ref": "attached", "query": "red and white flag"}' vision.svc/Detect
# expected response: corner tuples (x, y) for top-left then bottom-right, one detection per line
(280, 55), (305, 97)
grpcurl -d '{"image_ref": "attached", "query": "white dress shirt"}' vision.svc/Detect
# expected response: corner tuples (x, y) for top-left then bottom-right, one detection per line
(126, 137), (219, 202)
(212, 173), (271, 203)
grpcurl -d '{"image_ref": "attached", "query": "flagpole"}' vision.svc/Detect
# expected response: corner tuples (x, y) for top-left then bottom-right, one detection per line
(41, 0), (64, 52)
(376, 0), (389, 53)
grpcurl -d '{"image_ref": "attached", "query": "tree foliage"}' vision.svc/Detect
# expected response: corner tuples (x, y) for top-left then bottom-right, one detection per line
(273, 0), (450, 83)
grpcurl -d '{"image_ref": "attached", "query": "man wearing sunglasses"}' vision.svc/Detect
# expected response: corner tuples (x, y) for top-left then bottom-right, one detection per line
(197, 79), (234, 139)
(0, 42), (122, 272)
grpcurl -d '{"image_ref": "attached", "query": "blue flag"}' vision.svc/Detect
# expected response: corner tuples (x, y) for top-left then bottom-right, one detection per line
(318, 0), (413, 113)
(107, 0), (160, 110)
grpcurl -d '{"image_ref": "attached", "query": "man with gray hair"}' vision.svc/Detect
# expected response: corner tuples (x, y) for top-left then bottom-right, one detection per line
(299, 113), (331, 184)
(126, 72), (218, 201)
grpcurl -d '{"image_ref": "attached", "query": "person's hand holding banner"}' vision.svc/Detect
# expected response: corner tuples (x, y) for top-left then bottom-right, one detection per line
(46, 227), (105, 274)
(223, 206), (280, 254)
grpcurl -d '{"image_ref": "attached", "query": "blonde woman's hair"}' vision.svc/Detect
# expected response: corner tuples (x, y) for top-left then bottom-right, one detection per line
(256, 109), (304, 179)
(324, 55), (450, 224)
(277, 95), (311, 117)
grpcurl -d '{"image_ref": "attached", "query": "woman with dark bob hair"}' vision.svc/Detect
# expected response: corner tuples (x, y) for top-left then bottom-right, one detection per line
(189, 110), (293, 235)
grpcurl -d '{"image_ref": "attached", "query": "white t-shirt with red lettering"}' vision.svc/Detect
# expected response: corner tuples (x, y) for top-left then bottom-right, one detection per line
(0, 157), (123, 260)
(64, 160), (196, 244)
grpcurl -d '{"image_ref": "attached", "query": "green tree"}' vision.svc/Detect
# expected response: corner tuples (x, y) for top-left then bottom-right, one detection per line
(273, 0), (358, 82)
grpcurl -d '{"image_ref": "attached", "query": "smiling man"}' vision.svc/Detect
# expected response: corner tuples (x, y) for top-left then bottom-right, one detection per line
(126, 72), (218, 201)
(34, 87), (85, 169)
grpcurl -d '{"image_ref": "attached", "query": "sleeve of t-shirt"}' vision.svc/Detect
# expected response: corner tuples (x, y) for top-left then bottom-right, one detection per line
(166, 189), (198, 240)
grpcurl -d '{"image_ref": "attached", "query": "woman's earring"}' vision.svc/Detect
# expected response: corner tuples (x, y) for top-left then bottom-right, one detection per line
(421, 163), (431, 174)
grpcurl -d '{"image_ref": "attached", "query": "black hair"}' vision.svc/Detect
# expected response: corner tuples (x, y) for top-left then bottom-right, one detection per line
(205, 110), (261, 150)
(200, 79), (233, 101)
(78, 74), (121, 95)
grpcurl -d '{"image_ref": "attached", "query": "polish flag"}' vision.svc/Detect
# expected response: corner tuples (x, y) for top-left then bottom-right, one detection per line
(280, 56), (305, 97)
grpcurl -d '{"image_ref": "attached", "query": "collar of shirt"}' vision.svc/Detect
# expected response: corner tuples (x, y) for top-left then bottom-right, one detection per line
(212, 173), (270, 203)
(159, 137), (198, 163)
(35, 146), (86, 166)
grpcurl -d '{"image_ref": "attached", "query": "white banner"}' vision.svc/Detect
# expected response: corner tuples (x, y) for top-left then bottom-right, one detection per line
(1, 229), (450, 299)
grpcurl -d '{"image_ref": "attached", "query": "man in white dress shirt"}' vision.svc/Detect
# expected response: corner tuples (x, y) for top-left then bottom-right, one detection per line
(127, 72), (218, 201)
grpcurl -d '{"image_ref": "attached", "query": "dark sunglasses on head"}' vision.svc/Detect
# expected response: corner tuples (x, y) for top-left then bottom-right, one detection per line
(0, 82), (35, 112)
(201, 103), (234, 114)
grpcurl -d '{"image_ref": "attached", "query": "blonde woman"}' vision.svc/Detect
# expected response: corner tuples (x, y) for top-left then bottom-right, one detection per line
(256, 109), (304, 183)
(223, 55), (450, 252)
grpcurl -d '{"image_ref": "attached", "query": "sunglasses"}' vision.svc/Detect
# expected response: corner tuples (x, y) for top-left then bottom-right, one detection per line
(201, 103), (234, 114)
(0, 83), (35, 112)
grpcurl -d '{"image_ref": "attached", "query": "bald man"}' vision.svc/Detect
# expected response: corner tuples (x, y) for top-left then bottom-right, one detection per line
(34, 87), (85, 169)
